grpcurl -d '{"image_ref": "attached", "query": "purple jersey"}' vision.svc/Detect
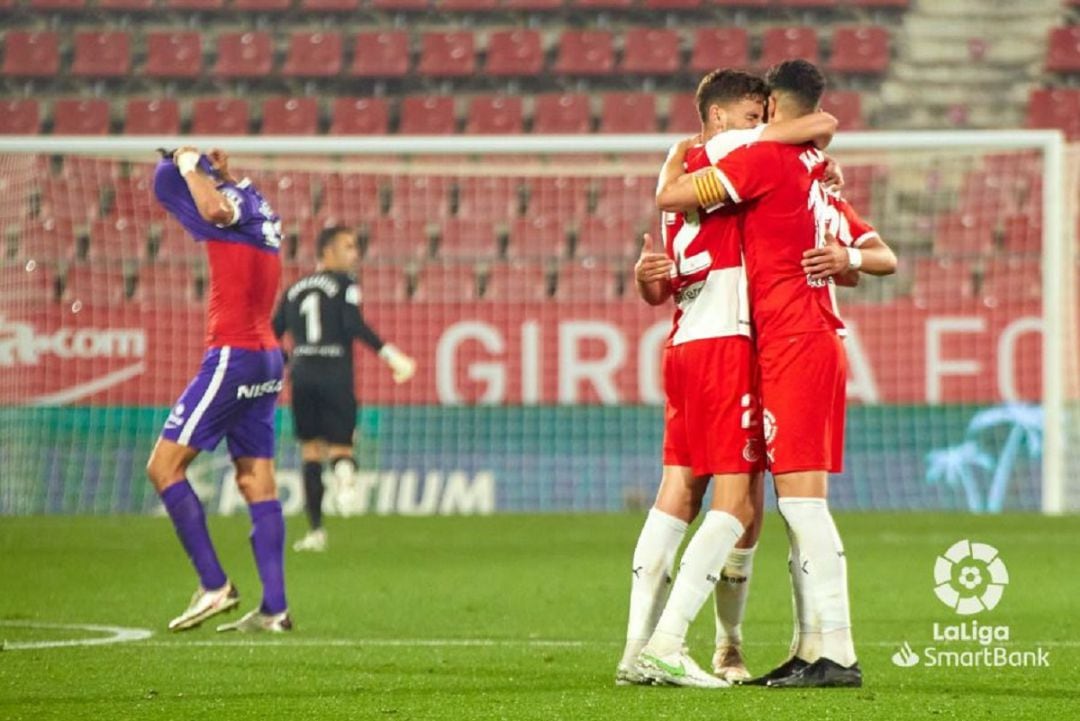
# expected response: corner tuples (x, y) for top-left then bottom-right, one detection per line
(154, 158), (282, 350)
(153, 159), (283, 251)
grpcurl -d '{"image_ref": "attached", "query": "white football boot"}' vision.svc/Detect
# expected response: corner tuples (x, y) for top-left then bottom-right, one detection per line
(216, 608), (293, 633)
(637, 647), (730, 689)
(168, 582), (240, 631)
(712, 643), (752, 684)
(292, 528), (328, 553)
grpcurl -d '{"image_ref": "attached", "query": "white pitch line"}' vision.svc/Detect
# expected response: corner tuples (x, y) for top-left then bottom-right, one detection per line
(0, 621), (153, 651)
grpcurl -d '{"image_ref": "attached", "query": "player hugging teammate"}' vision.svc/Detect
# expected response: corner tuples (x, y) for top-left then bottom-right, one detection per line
(619, 61), (897, 689)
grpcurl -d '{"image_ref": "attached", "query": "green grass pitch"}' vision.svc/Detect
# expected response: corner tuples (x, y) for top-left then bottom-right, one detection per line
(1, 512), (1077, 720)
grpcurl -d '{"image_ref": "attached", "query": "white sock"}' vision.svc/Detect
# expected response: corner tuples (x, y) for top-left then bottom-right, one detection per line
(778, 497), (856, 667)
(648, 510), (745, 656)
(783, 517), (819, 661)
(620, 508), (687, 666)
(713, 545), (756, 648)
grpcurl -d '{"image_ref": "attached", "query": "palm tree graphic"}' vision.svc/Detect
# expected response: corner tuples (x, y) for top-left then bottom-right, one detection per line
(924, 403), (1043, 513)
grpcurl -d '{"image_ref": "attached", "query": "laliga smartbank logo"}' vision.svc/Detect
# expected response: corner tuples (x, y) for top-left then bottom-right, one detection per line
(891, 539), (1050, 670)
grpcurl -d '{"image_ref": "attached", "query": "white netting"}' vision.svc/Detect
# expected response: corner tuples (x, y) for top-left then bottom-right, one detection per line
(0, 134), (1074, 515)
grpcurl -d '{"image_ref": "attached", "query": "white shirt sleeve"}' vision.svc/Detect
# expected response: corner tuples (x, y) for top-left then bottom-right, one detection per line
(705, 125), (767, 165)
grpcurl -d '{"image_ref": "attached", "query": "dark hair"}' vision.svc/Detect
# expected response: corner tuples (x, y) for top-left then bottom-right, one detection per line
(695, 69), (769, 123)
(317, 226), (352, 258)
(765, 59), (826, 113)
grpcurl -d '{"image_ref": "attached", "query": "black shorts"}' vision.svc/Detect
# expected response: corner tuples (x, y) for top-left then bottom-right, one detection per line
(291, 374), (357, 445)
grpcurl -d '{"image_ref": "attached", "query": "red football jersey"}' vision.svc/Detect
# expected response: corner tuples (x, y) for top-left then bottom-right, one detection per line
(714, 141), (847, 344)
(204, 240), (282, 350)
(662, 133), (760, 346)
(823, 190), (879, 248)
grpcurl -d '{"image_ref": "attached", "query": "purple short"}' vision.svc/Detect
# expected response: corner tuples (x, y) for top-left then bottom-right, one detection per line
(161, 346), (284, 459)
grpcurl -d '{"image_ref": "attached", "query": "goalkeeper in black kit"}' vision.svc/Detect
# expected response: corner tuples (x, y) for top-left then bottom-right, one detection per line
(273, 226), (416, 552)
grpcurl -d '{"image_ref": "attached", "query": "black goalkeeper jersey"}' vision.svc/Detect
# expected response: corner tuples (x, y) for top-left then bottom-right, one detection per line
(272, 270), (384, 382)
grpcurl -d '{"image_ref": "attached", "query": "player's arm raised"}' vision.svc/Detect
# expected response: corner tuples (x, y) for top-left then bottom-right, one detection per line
(172, 146), (237, 226)
(758, 111), (838, 150)
(634, 233), (673, 306)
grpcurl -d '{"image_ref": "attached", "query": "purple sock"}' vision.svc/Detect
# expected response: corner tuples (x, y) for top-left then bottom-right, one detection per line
(249, 499), (288, 615)
(160, 481), (228, 591)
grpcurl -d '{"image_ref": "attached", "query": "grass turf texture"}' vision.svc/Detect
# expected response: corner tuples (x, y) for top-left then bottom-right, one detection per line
(1, 513), (1077, 720)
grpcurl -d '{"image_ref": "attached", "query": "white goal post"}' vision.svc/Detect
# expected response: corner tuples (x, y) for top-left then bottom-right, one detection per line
(0, 130), (1073, 516)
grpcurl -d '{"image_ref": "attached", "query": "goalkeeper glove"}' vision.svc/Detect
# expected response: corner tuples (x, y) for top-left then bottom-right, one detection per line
(378, 343), (416, 384)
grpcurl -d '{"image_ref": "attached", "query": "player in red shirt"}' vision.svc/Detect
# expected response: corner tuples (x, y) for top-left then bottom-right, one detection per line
(618, 70), (840, 688)
(657, 60), (897, 688)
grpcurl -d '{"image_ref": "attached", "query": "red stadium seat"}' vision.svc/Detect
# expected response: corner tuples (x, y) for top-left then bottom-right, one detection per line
(532, 93), (591, 134)
(439, 0), (498, 8)
(593, 175), (656, 226)
(261, 97), (320, 135)
(213, 32), (273, 79)
(599, 93), (657, 134)
(983, 257), (1041, 306)
(523, 176), (589, 222)
(0, 99), (41, 134)
(644, 0), (701, 8)
(2, 31), (60, 78)
(387, 176), (451, 218)
(365, 218), (432, 259)
(689, 28), (749, 73)
(710, 0), (769, 5)
(98, 0), (156, 8)
(418, 32), (476, 78)
(554, 259), (619, 301)
(438, 218), (499, 259)
(456, 176), (519, 221)
(135, 265), (200, 306)
(329, 97), (389, 135)
(465, 96), (523, 134)
(399, 96), (457, 135)
(265, 172), (315, 221)
(111, 175), (160, 221)
(829, 26), (890, 74)
(88, 217), (149, 261)
(72, 31), (131, 78)
(820, 90), (865, 130)
(760, 27), (820, 68)
(483, 262), (549, 301)
(145, 32), (202, 78)
(282, 32), (342, 78)
(554, 30), (614, 76)
(575, 216), (640, 259)
(371, 0), (427, 9)
(191, 98), (250, 135)
(934, 211), (994, 255)
(22, 217), (78, 262)
(320, 174), (382, 224)
(53, 99), (110, 135)
(912, 258), (975, 305)
(781, 0), (837, 7)
(1046, 26), (1080, 72)
(124, 99), (181, 135)
(504, 0), (562, 8)
(64, 267), (129, 306)
(300, 0), (359, 8)
(233, 0), (291, 9)
(667, 93), (700, 133)
(1027, 88), (1080, 140)
(846, 0), (908, 7)
(486, 30), (543, 77)
(357, 264), (408, 303)
(412, 263), (478, 302)
(507, 216), (569, 258)
(38, 176), (101, 225)
(166, 0), (224, 8)
(350, 31), (409, 77)
(29, 0), (85, 8)
(621, 28), (681, 74)
(571, 0), (631, 7)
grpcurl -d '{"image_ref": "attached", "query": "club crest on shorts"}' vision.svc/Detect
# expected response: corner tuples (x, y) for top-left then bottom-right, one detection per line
(762, 409), (777, 445)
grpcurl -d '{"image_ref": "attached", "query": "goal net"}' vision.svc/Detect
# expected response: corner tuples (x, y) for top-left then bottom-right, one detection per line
(0, 133), (1075, 516)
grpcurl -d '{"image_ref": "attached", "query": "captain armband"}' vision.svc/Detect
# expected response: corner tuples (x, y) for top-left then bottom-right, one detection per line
(692, 167), (726, 208)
